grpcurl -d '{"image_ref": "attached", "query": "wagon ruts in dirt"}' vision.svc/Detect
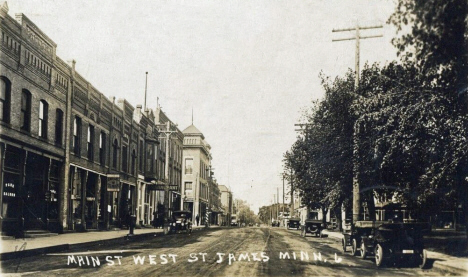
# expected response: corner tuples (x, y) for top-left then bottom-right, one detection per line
(300, 219), (326, 238)
(342, 220), (430, 268)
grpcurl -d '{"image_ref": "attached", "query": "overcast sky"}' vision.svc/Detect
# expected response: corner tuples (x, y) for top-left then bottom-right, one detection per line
(8, 0), (398, 213)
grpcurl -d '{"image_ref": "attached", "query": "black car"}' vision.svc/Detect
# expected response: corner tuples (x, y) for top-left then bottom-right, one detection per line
(342, 220), (429, 268)
(169, 210), (192, 234)
(301, 219), (326, 237)
(287, 218), (301, 230)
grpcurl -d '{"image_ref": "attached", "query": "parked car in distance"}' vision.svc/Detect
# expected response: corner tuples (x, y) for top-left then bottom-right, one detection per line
(287, 218), (301, 230)
(170, 210), (192, 234)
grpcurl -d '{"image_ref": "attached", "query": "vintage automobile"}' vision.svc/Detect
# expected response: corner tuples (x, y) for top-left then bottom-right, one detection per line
(170, 210), (192, 234)
(342, 220), (429, 268)
(271, 220), (280, 227)
(300, 219), (326, 237)
(287, 218), (301, 230)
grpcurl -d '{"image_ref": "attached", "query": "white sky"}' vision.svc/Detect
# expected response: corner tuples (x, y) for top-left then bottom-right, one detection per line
(7, 0), (398, 213)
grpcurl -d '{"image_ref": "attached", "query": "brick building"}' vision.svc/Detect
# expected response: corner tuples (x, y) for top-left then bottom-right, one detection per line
(0, 3), (177, 236)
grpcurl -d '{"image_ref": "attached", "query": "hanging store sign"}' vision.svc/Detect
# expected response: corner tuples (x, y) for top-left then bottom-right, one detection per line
(107, 174), (121, 192)
(147, 183), (179, 191)
(3, 182), (16, 198)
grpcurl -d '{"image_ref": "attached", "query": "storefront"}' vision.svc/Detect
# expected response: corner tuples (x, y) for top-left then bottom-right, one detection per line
(1, 144), (62, 236)
(69, 165), (104, 231)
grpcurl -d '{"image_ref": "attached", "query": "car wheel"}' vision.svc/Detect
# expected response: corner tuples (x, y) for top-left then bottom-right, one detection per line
(360, 241), (367, 259)
(342, 238), (347, 253)
(417, 249), (427, 269)
(375, 244), (385, 267)
(351, 239), (358, 256)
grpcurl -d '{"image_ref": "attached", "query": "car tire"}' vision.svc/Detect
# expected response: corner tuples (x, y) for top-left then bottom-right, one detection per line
(417, 249), (427, 269)
(342, 238), (347, 253)
(375, 244), (385, 267)
(351, 239), (358, 256)
(360, 241), (367, 259)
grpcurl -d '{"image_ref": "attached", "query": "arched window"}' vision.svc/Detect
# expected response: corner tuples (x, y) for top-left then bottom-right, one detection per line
(38, 100), (48, 138)
(0, 77), (11, 123)
(55, 109), (63, 145)
(112, 138), (119, 169)
(21, 90), (31, 132)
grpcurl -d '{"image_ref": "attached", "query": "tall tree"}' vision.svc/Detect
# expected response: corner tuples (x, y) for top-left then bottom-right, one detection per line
(388, 0), (468, 93)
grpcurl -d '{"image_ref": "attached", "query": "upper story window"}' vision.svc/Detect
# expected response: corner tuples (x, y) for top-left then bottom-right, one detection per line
(99, 132), (106, 165)
(122, 145), (128, 173)
(73, 116), (82, 155)
(0, 77), (11, 123)
(87, 125), (95, 161)
(20, 90), (31, 132)
(55, 109), (63, 146)
(112, 138), (119, 169)
(139, 140), (144, 172)
(131, 149), (136, 175)
(185, 158), (193, 175)
(38, 100), (48, 138)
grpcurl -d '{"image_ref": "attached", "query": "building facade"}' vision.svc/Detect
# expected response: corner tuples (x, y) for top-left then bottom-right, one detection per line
(218, 185), (233, 226)
(0, 4), (170, 236)
(181, 124), (211, 224)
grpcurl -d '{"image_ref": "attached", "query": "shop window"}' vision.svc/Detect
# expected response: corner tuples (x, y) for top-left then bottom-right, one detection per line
(20, 89), (31, 132)
(87, 125), (95, 161)
(55, 109), (63, 145)
(0, 77), (11, 123)
(38, 100), (48, 138)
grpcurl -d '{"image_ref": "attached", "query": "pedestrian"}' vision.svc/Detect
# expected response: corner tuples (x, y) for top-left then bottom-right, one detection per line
(196, 214), (200, 226)
(153, 211), (157, 228)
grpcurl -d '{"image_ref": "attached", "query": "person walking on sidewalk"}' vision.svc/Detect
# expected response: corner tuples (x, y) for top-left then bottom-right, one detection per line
(196, 214), (200, 226)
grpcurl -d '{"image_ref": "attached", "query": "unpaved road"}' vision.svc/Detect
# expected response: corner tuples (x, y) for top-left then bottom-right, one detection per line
(1, 227), (446, 276)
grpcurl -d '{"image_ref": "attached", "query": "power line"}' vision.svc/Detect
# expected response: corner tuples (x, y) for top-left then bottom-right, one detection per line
(332, 23), (383, 89)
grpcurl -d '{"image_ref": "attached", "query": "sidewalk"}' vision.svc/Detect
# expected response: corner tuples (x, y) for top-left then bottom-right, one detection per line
(0, 225), (216, 261)
(322, 229), (468, 276)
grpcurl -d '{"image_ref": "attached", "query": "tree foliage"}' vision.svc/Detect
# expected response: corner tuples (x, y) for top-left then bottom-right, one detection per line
(388, 0), (468, 91)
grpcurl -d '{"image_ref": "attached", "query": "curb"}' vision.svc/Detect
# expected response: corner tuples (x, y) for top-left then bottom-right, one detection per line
(0, 231), (158, 261)
(0, 226), (219, 261)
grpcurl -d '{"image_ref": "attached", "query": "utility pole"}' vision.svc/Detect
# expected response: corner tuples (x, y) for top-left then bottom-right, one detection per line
(156, 121), (176, 234)
(282, 173), (285, 217)
(144, 72), (148, 111)
(332, 24), (383, 88)
(277, 187), (279, 220)
(290, 167), (294, 217)
(332, 23), (383, 222)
